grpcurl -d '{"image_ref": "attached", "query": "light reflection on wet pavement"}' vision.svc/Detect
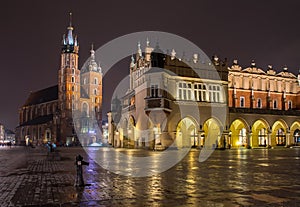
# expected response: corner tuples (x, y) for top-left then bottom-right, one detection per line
(1, 146), (300, 206)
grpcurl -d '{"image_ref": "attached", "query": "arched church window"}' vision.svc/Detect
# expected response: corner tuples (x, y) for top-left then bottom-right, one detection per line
(82, 103), (89, 117)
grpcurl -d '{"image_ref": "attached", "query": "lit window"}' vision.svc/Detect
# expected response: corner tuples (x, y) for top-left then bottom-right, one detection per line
(240, 96), (245, 107)
(239, 128), (247, 146)
(276, 128), (286, 146)
(150, 85), (158, 97)
(258, 128), (267, 146)
(178, 82), (193, 100)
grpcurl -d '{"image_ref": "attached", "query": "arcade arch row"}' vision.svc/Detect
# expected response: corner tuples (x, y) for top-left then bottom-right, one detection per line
(114, 115), (300, 149)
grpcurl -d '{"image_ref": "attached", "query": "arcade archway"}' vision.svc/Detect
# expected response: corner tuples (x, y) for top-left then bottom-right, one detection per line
(175, 117), (198, 148)
(272, 120), (288, 146)
(203, 118), (221, 148)
(290, 121), (300, 145)
(229, 119), (249, 148)
(252, 119), (269, 147)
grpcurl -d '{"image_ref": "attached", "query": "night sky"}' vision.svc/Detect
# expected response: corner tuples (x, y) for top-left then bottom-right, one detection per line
(1, 0), (300, 130)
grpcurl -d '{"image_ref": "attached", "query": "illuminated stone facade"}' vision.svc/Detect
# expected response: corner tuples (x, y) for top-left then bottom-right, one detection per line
(109, 42), (300, 149)
(16, 18), (102, 146)
(228, 61), (300, 148)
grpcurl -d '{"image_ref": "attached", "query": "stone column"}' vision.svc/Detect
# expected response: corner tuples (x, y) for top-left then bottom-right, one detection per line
(267, 130), (271, 147)
(223, 131), (229, 149)
(286, 130), (290, 147)
(247, 131), (252, 148)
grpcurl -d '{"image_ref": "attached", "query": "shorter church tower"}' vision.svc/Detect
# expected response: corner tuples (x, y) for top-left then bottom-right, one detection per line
(79, 45), (103, 145)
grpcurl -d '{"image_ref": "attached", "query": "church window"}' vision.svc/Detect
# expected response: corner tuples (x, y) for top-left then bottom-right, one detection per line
(71, 76), (75, 83)
(94, 89), (97, 95)
(94, 78), (98, 85)
(46, 131), (50, 139)
(82, 103), (89, 117)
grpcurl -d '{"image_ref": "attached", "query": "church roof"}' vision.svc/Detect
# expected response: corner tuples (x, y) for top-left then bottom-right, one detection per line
(81, 45), (102, 73)
(24, 85), (58, 107)
(19, 114), (53, 127)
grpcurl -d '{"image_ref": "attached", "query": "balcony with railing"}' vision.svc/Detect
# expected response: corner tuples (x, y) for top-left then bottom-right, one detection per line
(144, 97), (172, 112)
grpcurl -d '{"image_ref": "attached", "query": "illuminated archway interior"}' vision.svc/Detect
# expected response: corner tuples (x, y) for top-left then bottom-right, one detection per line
(252, 120), (268, 147)
(229, 119), (248, 147)
(272, 121), (286, 146)
(203, 118), (221, 148)
(176, 117), (197, 148)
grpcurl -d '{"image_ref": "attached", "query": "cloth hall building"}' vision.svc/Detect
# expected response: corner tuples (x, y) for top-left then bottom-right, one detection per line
(108, 41), (300, 150)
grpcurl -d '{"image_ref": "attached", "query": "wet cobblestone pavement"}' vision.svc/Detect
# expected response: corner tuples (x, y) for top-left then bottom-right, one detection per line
(0, 146), (299, 206)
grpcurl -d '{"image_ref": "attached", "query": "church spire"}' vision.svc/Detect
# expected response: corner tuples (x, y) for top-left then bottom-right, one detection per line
(68, 12), (73, 28)
(62, 12), (79, 54)
(90, 43), (95, 60)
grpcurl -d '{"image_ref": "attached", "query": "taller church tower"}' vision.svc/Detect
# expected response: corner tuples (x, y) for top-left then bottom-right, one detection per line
(58, 13), (80, 142)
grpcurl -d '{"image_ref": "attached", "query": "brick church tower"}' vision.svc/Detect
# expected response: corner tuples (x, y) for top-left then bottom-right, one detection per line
(58, 13), (80, 143)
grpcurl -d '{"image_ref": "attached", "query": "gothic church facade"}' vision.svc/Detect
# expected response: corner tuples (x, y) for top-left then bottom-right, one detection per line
(16, 17), (102, 146)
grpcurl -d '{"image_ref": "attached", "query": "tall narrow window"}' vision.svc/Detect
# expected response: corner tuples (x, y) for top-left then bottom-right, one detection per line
(258, 128), (267, 146)
(273, 100), (277, 109)
(94, 78), (98, 85)
(240, 97), (245, 107)
(71, 76), (75, 83)
(288, 100), (292, 109)
(257, 98), (262, 108)
(151, 85), (158, 97)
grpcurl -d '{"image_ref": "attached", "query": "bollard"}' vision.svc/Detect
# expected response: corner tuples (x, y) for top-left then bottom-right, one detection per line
(75, 154), (89, 187)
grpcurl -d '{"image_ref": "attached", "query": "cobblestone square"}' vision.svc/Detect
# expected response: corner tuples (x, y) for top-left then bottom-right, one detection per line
(0, 146), (299, 206)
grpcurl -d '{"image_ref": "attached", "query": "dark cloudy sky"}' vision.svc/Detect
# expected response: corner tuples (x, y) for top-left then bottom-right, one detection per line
(1, 0), (300, 130)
